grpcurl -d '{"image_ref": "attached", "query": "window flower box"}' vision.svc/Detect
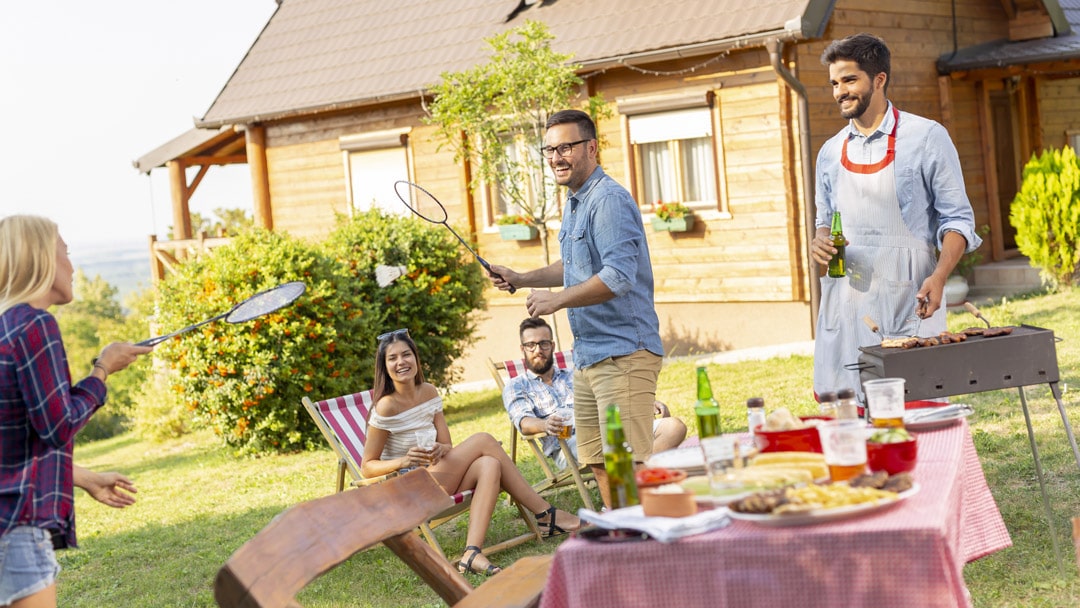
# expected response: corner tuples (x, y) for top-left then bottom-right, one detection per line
(498, 224), (539, 240)
(496, 216), (538, 240)
(651, 216), (695, 232)
(651, 202), (694, 232)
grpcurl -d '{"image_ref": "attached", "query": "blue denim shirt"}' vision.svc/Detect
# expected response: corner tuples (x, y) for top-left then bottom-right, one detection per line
(815, 102), (982, 252)
(557, 166), (663, 368)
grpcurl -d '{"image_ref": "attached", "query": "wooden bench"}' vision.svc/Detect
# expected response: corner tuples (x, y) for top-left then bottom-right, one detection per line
(214, 468), (552, 608)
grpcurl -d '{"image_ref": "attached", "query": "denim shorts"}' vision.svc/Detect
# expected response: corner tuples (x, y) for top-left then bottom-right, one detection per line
(0, 526), (61, 606)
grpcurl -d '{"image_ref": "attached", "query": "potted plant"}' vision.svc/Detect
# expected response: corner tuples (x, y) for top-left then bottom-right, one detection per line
(651, 201), (694, 232)
(944, 225), (990, 306)
(496, 214), (538, 241)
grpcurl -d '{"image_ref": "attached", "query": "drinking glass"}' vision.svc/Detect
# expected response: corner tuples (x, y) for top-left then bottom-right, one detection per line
(863, 378), (906, 428)
(553, 408), (574, 440)
(817, 419), (867, 482)
(699, 435), (739, 496)
(414, 428), (437, 451)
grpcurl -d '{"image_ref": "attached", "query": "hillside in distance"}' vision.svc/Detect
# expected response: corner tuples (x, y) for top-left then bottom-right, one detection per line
(71, 240), (153, 303)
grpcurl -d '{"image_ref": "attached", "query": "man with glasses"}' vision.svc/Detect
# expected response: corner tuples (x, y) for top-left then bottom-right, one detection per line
(489, 109), (665, 508)
(502, 318), (685, 471)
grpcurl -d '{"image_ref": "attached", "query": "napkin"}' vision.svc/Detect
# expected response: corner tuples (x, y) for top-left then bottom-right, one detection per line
(578, 505), (731, 543)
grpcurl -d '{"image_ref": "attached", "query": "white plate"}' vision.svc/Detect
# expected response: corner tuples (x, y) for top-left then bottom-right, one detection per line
(727, 483), (920, 527)
(646, 446), (705, 474)
(903, 405), (974, 431)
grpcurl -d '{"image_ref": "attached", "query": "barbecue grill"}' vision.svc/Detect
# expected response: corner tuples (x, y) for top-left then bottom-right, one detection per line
(852, 323), (1079, 571)
(856, 325), (1059, 400)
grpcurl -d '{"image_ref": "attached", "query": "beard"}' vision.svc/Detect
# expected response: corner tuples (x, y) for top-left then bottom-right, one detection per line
(839, 92), (871, 120)
(527, 354), (554, 375)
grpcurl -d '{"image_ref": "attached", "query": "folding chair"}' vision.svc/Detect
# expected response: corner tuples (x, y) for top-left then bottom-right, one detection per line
(487, 352), (596, 511)
(215, 468), (553, 608)
(301, 390), (541, 561)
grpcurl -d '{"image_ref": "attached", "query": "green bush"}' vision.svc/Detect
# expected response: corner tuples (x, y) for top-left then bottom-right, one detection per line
(150, 214), (486, 455)
(54, 272), (153, 442)
(1010, 146), (1080, 288)
(321, 210), (487, 389)
(153, 229), (371, 454)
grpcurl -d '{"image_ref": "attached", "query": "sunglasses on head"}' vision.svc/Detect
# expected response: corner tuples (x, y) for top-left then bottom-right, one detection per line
(377, 328), (410, 342)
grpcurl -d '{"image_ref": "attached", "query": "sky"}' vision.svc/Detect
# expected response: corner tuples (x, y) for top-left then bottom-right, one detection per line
(0, 1), (279, 254)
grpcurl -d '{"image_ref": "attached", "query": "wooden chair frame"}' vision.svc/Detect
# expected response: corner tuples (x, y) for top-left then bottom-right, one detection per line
(215, 469), (553, 608)
(487, 352), (596, 511)
(301, 391), (541, 561)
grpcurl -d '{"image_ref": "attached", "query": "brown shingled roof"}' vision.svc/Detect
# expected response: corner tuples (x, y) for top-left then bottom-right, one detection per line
(198, 0), (828, 127)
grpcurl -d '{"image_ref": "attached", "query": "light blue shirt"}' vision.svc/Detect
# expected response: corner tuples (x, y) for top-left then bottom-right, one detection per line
(815, 102), (982, 253)
(502, 367), (574, 458)
(557, 166), (663, 368)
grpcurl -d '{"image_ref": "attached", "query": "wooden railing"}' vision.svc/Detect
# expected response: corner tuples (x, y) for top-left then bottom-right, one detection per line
(148, 232), (231, 282)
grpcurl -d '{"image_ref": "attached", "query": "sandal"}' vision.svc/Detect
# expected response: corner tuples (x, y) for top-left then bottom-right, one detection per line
(458, 545), (501, 576)
(534, 505), (569, 538)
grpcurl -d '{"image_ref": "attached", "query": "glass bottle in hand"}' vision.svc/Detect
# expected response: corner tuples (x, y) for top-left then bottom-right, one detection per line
(828, 211), (846, 278)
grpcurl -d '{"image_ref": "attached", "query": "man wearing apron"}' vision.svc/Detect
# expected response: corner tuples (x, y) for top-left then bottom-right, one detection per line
(811, 33), (982, 404)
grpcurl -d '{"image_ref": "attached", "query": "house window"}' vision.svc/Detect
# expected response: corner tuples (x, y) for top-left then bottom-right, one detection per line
(340, 128), (411, 215)
(489, 134), (556, 225)
(628, 107), (718, 213)
(1069, 130), (1080, 153)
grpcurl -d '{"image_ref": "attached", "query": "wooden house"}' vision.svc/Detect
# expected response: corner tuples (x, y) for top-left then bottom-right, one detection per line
(136, 0), (1080, 383)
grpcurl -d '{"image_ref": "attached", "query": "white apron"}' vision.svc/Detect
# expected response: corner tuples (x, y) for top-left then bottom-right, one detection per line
(813, 110), (945, 404)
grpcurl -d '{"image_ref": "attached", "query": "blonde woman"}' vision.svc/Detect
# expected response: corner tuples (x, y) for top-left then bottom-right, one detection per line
(0, 215), (152, 608)
(361, 329), (580, 576)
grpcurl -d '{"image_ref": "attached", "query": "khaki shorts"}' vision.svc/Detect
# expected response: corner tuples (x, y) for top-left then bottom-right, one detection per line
(573, 350), (662, 466)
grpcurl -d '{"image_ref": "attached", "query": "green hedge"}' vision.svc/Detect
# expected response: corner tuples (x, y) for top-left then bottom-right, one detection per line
(152, 212), (485, 454)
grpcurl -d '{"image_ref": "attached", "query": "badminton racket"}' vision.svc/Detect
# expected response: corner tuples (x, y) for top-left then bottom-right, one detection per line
(393, 180), (516, 294)
(137, 281), (307, 346)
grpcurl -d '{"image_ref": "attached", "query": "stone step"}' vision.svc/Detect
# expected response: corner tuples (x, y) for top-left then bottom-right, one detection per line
(964, 257), (1045, 302)
(971, 258), (1042, 289)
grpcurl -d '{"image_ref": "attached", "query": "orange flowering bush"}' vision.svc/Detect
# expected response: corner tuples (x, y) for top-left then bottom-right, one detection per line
(153, 214), (485, 455)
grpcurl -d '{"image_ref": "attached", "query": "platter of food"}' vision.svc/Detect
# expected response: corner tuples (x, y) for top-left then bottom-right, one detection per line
(903, 404), (974, 431)
(646, 446), (705, 474)
(727, 473), (918, 527)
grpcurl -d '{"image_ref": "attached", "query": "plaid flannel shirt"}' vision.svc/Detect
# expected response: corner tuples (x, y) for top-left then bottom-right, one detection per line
(501, 367), (574, 458)
(1, 303), (106, 549)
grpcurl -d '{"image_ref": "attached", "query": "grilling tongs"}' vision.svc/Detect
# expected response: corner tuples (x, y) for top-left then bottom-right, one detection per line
(964, 301), (992, 328)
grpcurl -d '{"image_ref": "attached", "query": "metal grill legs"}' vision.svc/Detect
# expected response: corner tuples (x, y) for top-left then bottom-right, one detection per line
(1017, 381), (1080, 575)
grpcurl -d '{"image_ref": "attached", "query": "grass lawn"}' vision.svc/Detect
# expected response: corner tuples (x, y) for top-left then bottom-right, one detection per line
(66, 288), (1080, 606)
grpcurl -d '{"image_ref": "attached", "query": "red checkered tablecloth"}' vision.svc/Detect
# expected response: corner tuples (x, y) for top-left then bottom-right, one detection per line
(540, 420), (1010, 608)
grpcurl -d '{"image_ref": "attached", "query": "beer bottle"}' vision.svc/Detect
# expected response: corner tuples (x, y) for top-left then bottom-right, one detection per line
(603, 404), (639, 508)
(694, 365), (721, 439)
(828, 211), (846, 278)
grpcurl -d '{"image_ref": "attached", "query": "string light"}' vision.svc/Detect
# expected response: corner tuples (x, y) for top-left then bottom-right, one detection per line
(582, 51), (733, 81)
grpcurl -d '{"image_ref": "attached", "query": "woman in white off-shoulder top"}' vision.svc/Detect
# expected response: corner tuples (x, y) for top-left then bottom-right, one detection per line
(361, 329), (581, 576)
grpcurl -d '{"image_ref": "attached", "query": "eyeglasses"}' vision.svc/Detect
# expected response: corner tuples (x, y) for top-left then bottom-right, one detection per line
(521, 340), (555, 352)
(377, 328), (410, 342)
(541, 139), (591, 159)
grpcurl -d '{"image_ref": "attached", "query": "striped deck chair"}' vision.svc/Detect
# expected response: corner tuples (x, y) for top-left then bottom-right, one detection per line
(487, 351), (596, 511)
(301, 390), (541, 560)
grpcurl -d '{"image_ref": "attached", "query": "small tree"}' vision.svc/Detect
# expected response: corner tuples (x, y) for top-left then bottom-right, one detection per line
(425, 20), (609, 266)
(1010, 146), (1080, 289)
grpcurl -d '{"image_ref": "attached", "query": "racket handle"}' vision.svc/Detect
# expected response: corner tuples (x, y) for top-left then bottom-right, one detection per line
(488, 268), (517, 294)
(479, 256), (517, 294)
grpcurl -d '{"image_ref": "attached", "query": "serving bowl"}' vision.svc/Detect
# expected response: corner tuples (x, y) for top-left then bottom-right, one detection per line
(753, 416), (831, 453)
(640, 485), (697, 517)
(866, 436), (918, 474)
